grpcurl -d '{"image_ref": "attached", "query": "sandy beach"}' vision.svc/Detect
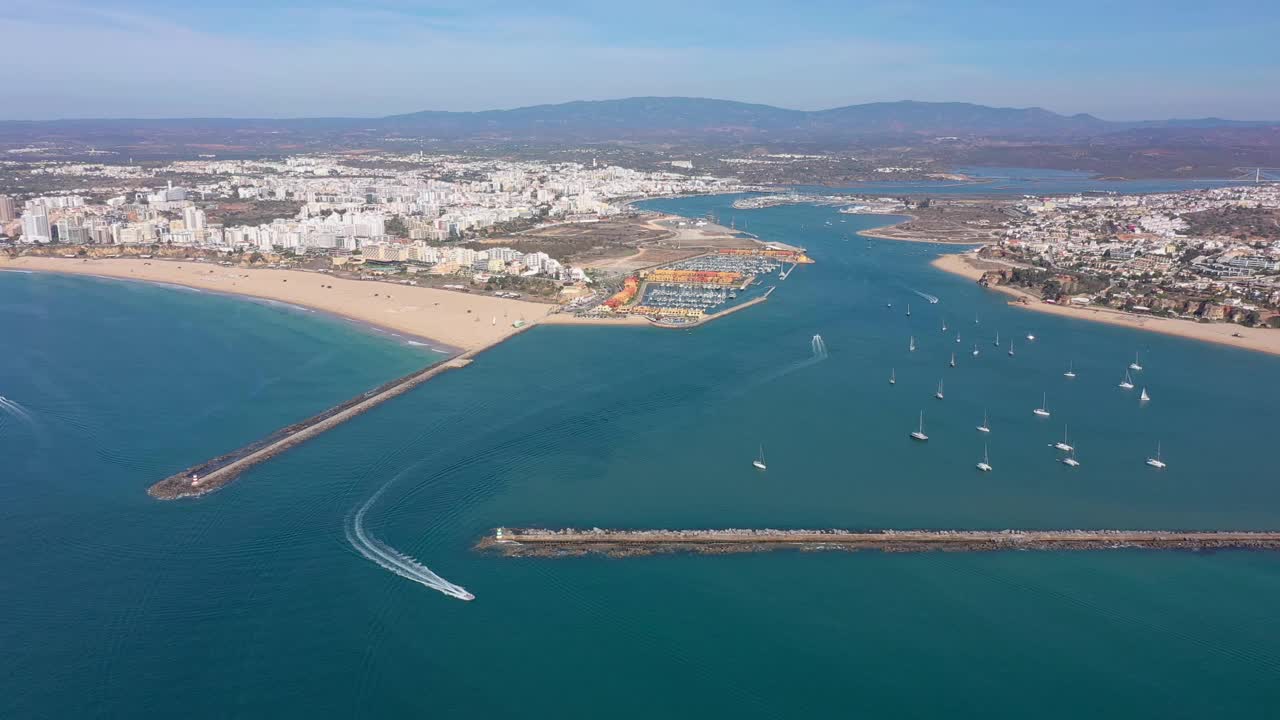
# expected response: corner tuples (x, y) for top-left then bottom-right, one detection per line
(932, 252), (1280, 357)
(1, 256), (553, 353)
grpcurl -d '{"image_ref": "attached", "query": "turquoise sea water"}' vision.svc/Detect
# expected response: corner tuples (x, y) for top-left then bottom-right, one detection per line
(4, 197), (1280, 717)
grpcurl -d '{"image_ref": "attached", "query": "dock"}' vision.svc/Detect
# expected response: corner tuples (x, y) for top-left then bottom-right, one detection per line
(477, 528), (1280, 557)
(148, 354), (476, 500)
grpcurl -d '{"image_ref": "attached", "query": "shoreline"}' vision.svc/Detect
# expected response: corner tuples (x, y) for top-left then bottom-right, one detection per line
(856, 213), (990, 245)
(932, 252), (1280, 357)
(1, 257), (551, 354)
(1, 266), (467, 356)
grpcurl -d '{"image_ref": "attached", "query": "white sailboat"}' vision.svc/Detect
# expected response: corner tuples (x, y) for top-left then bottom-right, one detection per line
(977, 444), (992, 472)
(752, 445), (767, 471)
(1064, 361), (1076, 379)
(1139, 387), (1150, 402)
(909, 336), (916, 352)
(955, 333), (961, 344)
(910, 411), (929, 441)
(889, 368), (896, 385)
(1129, 352), (1143, 371)
(1008, 339), (1015, 357)
(949, 352), (956, 368)
(942, 320), (948, 333)
(1119, 370), (1135, 390)
(1026, 333), (1037, 341)
(1061, 448), (1081, 467)
(1146, 442), (1166, 469)
(993, 330), (1000, 348)
(974, 313), (980, 325)
(1052, 425), (1074, 452)
(906, 304), (911, 317)
(977, 409), (991, 433)
(972, 343), (980, 357)
(935, 379), (945, 400)
(1033, 392), (1051, 417)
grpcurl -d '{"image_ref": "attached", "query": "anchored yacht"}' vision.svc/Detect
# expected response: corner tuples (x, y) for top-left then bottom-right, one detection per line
(1033, 393), (1051, 417)
(1146, 442), (1166, 469)
(977, 444), (992, 472)
(910, 411), (929, 441)
(752, 445), (767, 471)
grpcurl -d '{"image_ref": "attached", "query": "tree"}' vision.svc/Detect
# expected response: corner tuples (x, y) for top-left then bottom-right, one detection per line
(385, 215), (408, 236)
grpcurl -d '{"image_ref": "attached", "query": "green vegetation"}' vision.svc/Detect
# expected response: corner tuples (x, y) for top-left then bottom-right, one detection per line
(384, 216), (408, 236)
(484, 274), (560, 298)
(1184, 206), (1280, 242)
(205, 201), (303, 227)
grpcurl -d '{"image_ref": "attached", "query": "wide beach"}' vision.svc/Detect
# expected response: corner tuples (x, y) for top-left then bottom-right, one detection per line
(932, 251), (1280, 357)
(1, 256), (552, 353)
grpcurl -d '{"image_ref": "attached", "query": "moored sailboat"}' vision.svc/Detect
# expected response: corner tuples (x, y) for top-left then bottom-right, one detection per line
(977, 444), (992, 472)
(910, 411), (929, 441)
(1033, 392), (1050, 417)
(1146, 442), (1166, 468)
(1052, 425), (1073, 452)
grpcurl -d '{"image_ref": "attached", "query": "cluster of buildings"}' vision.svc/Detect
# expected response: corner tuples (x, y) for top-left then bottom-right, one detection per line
(1, 154), (742, 284)
(985, 184), (1280, 321)
(350, 241), (585, 283)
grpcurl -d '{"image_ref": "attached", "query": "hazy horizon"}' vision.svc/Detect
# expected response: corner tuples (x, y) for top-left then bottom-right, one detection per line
(3, 0), (1279, 121)
(2, 95), (1276, 124)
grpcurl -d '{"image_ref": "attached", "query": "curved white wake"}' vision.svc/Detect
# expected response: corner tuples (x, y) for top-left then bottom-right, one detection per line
(345, 475), (473, 601)
(0, 396), (35, 424)
(910, 289), (940, 304)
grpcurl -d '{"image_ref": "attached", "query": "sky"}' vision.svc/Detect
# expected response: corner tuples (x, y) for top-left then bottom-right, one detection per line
(3, 0), (1279, 120)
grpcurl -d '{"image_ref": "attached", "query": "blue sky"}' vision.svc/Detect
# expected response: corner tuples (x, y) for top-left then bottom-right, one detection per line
(3, 0), (1278, 120)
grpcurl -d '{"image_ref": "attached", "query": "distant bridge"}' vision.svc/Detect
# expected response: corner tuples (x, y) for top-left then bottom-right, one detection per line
(1228, 167), (1280, 182)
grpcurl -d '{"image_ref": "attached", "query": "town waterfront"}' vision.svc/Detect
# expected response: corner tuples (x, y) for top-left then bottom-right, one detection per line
(4, 195), (1280, 717)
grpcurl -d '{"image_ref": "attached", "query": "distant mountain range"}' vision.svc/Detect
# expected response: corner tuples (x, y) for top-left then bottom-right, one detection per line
(5, 97), (1277, 143)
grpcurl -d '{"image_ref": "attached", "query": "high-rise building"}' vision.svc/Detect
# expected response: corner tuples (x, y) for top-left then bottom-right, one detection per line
(183, 206), (206, 231)
(20, 206), (51, 243)
(0, 194), (16, 222)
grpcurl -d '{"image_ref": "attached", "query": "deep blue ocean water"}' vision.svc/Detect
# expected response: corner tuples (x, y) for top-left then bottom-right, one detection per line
(3, 196), (1280, 718)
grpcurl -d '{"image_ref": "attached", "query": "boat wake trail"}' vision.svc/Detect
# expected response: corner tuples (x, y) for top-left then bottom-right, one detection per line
(910, 289), (940, 304)
(345, 469), (473, 601)
(0, 396), (36, 425)
(810, 334), (829, 359)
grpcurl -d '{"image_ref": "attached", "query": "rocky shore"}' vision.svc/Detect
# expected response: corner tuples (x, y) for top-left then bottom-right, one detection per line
(476, 528), (1280, 558)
